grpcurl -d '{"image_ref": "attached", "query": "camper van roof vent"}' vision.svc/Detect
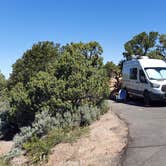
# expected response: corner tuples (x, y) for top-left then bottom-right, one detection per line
(131, 55), (140, 59)
(131, 55), (149, 59)
(139, 56), (149, 59)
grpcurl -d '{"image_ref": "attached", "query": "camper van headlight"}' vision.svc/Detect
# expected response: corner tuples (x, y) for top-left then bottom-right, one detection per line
(150, 82), (160, 88)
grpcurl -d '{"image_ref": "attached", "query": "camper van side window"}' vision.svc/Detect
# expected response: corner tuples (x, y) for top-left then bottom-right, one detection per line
(139, 70), (147, 83)
(130, 68), (137, 80)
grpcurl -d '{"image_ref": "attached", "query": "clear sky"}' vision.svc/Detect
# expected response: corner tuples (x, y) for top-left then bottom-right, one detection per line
(1, 0), (166, 78)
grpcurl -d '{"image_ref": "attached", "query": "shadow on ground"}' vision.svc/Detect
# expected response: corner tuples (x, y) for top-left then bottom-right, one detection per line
(113, 97), (166, 108)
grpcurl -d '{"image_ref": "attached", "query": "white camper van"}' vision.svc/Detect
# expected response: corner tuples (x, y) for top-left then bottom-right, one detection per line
(122, 57), (166, 105)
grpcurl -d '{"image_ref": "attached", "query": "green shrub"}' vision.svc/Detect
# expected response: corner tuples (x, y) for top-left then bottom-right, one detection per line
(13, 102), (109, 150)
(3, 147), (23, 162)
(0, 157), (10, 166)
(0, 110), (16, 140)
(79, 104), (101, 125)
(2, 41), (110, 164)
(0, 110), (8, 139)
(14, 109), (58, 149)
(2, 109), (57, 161)
(8, 41), (109, 129)
(4, 101), (109, 164)
(23, 136), (51, 164)
(23, 127), (89, 165)
(99, 100), (110, 115)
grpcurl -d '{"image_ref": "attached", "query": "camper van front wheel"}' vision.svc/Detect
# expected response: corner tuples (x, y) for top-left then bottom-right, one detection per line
(144, 91), (151, 106)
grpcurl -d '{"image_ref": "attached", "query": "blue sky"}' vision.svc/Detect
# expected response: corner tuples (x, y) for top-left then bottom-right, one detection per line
(1, 0), (166, 78)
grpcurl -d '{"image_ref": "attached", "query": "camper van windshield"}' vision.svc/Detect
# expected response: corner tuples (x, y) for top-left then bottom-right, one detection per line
(145, 67), (166, 80)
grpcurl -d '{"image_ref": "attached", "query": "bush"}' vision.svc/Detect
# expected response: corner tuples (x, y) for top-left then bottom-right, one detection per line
(0, 111), (8, 139)
(13, 101), (109, 149)
(2, 41), (110, 164)
(0, 157), (10, 166)
(0, 110), (16, 140)
(13, 109), (58, 149)
(4, 101), (109, 164)
(79, 101), (110, 126)
(3, 147), (23, 162)
(2, 109), (58, 161)
(23, 127), (89, 165)
(79, 105), (100, 125)
(7, 41), (109, 129)
(99, 100), (110, 115)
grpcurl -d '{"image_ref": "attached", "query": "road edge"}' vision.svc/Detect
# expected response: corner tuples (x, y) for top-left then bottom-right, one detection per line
(110, 101), (129, 166)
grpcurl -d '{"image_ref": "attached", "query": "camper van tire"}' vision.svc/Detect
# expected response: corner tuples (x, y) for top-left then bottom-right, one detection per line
(144, 91), (151, 106)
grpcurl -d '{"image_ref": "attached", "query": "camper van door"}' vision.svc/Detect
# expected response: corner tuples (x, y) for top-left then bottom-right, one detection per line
(128, 67), (139, 95)
(137, 69), (148, 97)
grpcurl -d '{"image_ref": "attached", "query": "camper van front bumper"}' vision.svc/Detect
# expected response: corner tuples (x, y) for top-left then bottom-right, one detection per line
(150, 92), (166, 101)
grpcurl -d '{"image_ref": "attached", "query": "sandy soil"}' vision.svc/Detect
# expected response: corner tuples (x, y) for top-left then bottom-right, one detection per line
(46, 108), (128, 166)
(0, 141), (14, 156)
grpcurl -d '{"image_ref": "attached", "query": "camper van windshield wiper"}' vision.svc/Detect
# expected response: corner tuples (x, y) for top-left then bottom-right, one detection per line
(149, 77), (166, 81)
(151, 78), (166, 81)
